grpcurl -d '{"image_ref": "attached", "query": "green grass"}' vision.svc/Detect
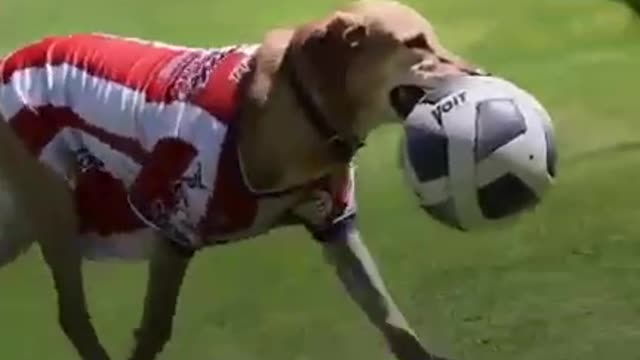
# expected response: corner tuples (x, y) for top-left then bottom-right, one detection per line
(1, 0), (640, 359)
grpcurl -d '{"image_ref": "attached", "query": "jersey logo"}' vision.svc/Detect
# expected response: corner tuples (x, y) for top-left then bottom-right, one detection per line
(167, 48), (236, 101)
(181, 162), (207, 190)
(74, 147), (105, 173)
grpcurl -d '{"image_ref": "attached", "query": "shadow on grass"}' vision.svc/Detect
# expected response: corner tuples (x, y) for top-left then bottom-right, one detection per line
(619, 0), (640, 16)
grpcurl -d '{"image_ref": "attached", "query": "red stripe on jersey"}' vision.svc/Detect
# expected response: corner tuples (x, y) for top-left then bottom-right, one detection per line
(11, 106), (148, 162)
(1, 34), (184, 102)
(74, 168), (144, 235)
(0, 37), (58, 83)
(200, 129), (258, 237)
(129, 138), (197, 209)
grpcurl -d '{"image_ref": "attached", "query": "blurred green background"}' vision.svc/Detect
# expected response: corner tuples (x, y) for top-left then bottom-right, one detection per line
(1, 0), (640, 359)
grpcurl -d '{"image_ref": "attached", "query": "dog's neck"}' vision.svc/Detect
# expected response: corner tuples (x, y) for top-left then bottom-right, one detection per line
(236, 29), (368, 193)
(236, 32), (330, 192)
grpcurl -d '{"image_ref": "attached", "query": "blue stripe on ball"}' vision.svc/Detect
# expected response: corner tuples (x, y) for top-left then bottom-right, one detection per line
(477, 173), (539, 219)
(405, 122), (449, 182)
(475, 99), (527, 162)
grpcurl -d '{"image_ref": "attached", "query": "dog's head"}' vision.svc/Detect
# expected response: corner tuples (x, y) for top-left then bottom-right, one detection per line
(285, 1), (481, 144)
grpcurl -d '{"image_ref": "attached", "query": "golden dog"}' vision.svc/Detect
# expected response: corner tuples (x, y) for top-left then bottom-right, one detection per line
(0, 1), (480, 359)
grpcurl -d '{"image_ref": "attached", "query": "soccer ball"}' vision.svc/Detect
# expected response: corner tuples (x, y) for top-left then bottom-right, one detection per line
(396, 76), (557, 231)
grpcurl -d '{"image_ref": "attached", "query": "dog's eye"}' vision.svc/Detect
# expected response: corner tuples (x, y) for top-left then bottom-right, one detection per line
(403, 34), (429, 50)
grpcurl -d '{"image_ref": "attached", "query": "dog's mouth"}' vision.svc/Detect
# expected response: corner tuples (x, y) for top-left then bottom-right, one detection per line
(389, 85), (427, 119)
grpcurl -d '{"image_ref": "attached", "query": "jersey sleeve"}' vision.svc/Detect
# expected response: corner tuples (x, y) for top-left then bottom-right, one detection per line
(291, 164), (358, 242)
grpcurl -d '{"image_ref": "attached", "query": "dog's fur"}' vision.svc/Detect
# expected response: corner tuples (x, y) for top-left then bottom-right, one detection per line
(0, 1), (477, 359)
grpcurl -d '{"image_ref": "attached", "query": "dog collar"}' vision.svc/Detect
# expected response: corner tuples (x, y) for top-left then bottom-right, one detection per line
(283, 60), (364, 163)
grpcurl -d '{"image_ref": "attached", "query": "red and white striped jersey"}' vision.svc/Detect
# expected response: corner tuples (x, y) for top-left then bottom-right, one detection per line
(0, 34), (357, 257)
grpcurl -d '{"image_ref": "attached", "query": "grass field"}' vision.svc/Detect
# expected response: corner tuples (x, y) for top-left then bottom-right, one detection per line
(1, 0), (640, 359)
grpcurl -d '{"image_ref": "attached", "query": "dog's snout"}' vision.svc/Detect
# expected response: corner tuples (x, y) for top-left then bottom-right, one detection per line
(390, 85), (426, 119)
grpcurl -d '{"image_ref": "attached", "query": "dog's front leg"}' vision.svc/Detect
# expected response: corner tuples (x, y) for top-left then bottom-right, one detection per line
(322, 228), (451, 360)
(128, 238), (193, 360)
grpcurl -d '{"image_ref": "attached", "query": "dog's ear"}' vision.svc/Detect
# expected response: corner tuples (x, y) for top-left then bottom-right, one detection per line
(291, 11), (372, 89)
(326, 11), (369, 49)
(301, 11), (369, 53)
